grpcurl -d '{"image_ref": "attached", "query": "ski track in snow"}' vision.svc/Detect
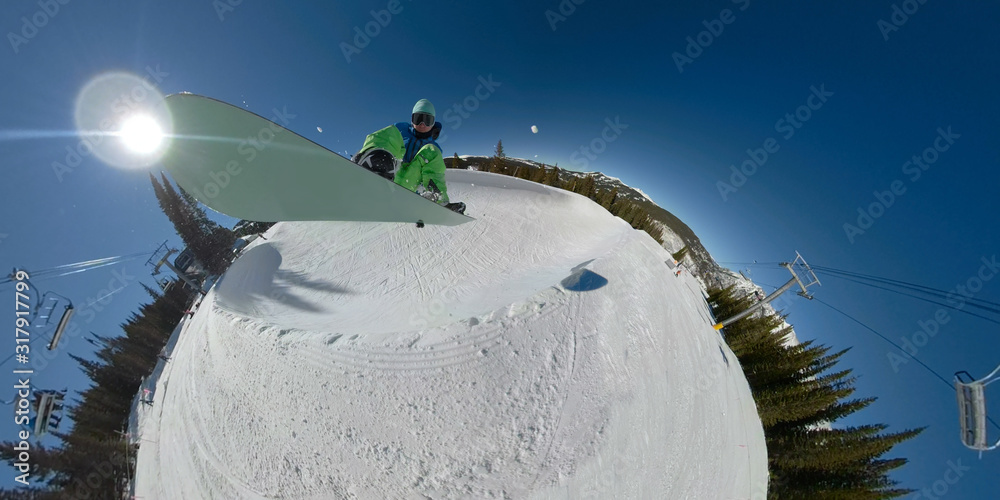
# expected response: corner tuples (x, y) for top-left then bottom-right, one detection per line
(132, 170), (767, 499)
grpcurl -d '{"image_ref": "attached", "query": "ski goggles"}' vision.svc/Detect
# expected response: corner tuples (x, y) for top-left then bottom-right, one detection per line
(412, 112), (435, 127)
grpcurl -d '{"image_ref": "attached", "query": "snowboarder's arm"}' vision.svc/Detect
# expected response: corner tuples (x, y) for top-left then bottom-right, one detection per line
(415, 144), (449, 204)
(359, 125), (405, 159)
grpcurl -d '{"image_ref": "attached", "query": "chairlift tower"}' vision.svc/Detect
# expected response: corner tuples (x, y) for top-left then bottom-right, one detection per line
(146, 241), (205, 295)
(713, 251), (820, 330)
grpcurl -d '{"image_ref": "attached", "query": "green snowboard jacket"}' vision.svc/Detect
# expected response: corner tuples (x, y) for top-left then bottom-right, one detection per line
(360, 122), (449, 204)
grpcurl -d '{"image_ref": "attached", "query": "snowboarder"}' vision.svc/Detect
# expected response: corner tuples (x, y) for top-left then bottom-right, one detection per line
(353, 99), (466, 214)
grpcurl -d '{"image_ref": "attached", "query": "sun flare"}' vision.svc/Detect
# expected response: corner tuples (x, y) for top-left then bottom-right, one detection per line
(119, 115), (164, 154)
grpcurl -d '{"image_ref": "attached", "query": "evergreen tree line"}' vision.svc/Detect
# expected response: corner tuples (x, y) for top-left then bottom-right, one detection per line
(707, 286), (923, 499)
(0, 172), (236, 497)
(0, 283), (194, 499)
(671, 246), (689, 263)
(149, 173), (236, 277)
(447, 142), (665, 245)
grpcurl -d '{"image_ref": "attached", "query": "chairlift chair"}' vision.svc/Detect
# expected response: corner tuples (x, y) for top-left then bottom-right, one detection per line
(32, 389), (66, 436)
(955, 364), (1000, 455)
(46, 303), (74, 350)
(6, 387), (67, 438)
(19, 276), (75, 350)
(13, 271), (76, 350)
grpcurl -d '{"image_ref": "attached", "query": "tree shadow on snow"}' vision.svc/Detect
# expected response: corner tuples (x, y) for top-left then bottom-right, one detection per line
(216, 244), (352, 314)
(274, 269), (352, 295)
(262, 270), (354, 314)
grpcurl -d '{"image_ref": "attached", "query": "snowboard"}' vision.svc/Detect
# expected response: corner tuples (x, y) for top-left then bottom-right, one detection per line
(159, 93), (473, 226)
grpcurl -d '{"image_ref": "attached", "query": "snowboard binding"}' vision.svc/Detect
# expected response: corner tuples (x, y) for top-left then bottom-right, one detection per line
(420, 181), (466, 214)
(352, 148), (400, 180)
(418, 179), (443, 203)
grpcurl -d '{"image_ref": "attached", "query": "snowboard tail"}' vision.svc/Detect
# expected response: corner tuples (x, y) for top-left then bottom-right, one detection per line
(159, 94), (472, 226)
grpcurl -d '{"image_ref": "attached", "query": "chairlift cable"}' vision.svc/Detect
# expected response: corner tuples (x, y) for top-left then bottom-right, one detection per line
(756, 280), (991, 391)
(814, 274), (1000, 325)
(36, 259), (134, 281)
(31, 253), (147, 279)
(78, 284), (129, 309)
(724, 261), (1000, 311)
(752, 271), (1000, 433)
(809, 296), (1000, 432)
(1, 251), (154, 285)
(727, 262), (1000, 319)
(812, 265), (1000, 311)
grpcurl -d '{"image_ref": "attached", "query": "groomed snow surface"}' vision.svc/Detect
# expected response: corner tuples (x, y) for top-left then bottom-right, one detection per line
(133, 170), (767, 499)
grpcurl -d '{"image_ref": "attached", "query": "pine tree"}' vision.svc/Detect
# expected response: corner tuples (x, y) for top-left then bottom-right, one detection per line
(598, 188), (618, 210)
(518, 165), (532, 180)
(177, 183), (235, 271)
(575, 175), (597, 199)
(543, 167), (560, 187)
(529, 166), (547, 183)
(150, 173), (233, 275)
(491, 140), (507, 174)
(671, 246), (689, 262)
(706, 286), (923, 498)
(233, 220), (275, 237)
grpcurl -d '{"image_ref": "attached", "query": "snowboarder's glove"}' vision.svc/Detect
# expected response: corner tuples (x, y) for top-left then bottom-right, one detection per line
(419, 179), (443, 202)
(420, 190), (441, 203)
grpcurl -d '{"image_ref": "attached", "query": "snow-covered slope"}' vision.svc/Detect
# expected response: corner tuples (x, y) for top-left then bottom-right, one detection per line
(453, 157), (719, 278)
(133, 170), (767, 499)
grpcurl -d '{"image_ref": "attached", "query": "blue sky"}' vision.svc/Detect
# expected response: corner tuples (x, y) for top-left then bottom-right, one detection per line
(2, 0), (998, 496)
